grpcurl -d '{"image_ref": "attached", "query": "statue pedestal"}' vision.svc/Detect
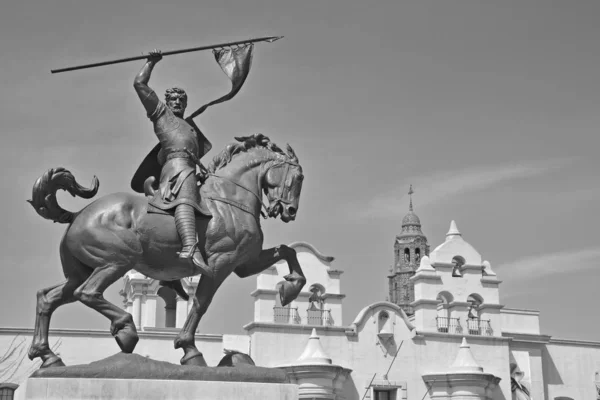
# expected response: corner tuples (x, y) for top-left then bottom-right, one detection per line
(24, 378), (298, 400)
(23, 352), (296, 399)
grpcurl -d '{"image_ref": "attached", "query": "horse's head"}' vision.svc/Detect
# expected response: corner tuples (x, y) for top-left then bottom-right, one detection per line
(208, 134), (304, 222)
(263, 144), (303, 223)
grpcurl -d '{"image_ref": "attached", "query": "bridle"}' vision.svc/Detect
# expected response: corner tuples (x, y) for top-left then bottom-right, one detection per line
(265, 159), (299, 208)
(208, 158), (299, 220)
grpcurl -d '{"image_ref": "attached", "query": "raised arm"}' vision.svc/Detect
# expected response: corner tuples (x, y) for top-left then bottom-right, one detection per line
(133, 50), (163, 114)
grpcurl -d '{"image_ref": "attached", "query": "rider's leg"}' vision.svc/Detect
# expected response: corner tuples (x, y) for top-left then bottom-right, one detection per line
(174, 204), (210, 274)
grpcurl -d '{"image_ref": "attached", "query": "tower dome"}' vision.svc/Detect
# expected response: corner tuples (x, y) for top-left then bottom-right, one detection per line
(402, 210), (421, 227)
(398, 185), (424, 237)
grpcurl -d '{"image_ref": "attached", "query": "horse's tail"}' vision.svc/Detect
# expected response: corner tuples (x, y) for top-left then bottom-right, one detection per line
(27, 167), (99, 224)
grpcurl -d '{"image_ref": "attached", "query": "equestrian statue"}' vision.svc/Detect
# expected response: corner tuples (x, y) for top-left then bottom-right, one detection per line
(27, 40), (306, 369)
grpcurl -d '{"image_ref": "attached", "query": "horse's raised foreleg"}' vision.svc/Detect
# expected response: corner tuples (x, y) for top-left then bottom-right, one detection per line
(28, 279), (81, 368)
(174, 274), (226, 366)
(235, 245), (306, 306)
(73, 264), (139, 353)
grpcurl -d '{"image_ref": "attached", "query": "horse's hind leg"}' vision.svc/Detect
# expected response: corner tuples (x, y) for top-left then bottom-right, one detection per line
(28, 279), (81, 368)
(28, 245), (90, 368)
(73, 264), (138, 353)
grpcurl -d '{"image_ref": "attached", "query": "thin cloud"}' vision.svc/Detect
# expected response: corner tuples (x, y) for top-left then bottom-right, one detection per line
(360, 158), (574, 219)
(496, 247), (600, 282)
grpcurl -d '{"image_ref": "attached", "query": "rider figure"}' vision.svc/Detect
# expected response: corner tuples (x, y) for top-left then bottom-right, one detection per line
(133, 49), (209, 274)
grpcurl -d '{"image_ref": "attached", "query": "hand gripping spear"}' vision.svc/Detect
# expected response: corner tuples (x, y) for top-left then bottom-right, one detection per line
(50, 36), (283, 74)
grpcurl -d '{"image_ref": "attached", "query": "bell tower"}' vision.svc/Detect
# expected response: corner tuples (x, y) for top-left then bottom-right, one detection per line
(388, 185), (429, 315)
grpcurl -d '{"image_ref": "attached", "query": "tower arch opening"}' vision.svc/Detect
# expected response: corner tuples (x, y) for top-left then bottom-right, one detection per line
(156, 286), (177, 328)
(451, 255), (465, 277)
(436, 291), (454, 333)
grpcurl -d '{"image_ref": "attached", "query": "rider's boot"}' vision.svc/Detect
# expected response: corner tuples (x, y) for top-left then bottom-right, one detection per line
(174, 204), (212, 277)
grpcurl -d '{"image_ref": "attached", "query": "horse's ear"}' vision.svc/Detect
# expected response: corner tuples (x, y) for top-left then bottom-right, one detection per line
(254, 133), (271, 147)
(235, 135), (256, 149)
(286, 144), (299, 163)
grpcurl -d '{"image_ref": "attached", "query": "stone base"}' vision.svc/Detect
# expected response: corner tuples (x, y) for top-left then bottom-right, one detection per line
(25, 378), (298, 400)
(29, 352), (287, 382)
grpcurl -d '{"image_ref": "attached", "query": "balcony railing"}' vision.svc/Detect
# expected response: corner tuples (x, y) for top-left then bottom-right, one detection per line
(436, 317), (462, 334)
(467, 318), (493, 336)
(307, 309), (333, 326)
(273, 306), (300, 324)
(435, 317), (493, 336)
(470, 318), (493, 336)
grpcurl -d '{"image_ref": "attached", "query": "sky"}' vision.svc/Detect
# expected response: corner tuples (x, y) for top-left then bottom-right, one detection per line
(1, 0), (599, 342)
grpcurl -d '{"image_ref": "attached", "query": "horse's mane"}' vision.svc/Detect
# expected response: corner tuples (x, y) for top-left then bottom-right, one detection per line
(207, 133), (299, 173)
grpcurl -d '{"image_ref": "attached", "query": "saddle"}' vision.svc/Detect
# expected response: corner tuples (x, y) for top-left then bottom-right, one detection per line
(144, 175), (213, 218)
(147, 199), (212, 218)
(145, 173), (261, 221)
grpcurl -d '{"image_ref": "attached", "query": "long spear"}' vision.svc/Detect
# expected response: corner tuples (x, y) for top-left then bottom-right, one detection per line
(50, 36), (283, 74)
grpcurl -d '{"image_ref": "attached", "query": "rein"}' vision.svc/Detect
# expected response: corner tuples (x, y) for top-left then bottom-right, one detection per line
(208, 173), (269, 219)
(207, 158), (299, 220)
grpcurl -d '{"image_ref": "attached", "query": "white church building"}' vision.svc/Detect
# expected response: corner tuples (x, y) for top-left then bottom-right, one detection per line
(1, 203), (600, 400)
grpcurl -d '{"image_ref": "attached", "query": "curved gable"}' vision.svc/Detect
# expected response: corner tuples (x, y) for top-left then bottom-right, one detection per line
(289, 241), (335, 263)
(430, 236), (482, 266)
(347, 301), (416, 336)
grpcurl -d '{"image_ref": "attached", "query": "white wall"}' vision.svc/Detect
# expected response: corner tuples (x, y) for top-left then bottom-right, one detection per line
(501, 309), (541, 335)
(544, 340), (600, 400)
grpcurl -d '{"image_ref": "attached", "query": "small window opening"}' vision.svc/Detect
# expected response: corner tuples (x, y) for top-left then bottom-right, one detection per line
(451, 256), (465, 277)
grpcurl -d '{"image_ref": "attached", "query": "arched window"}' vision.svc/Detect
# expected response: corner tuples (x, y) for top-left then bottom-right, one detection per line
(404, 248), (410, 263)
(467, 294), (484, 335)
(308, 284), (325, 309)
(307, 284), (327, 325)
(0, 383), (18, 400)
(378, 311), (389, 329)
(156, 286), (177, 328)
(451, 256), (465, 277)
(467, 294), (483, 310)
(415, 248), (421, 263)
(436, 292), (454, 333)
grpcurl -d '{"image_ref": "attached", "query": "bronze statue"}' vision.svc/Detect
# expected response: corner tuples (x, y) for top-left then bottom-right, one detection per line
(133, 50), (209, 272)
(28, 134), (305, 368)
(27, 41), (306, 369)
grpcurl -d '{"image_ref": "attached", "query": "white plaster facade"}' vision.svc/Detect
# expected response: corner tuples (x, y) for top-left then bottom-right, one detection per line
(1, 228), (599, 400)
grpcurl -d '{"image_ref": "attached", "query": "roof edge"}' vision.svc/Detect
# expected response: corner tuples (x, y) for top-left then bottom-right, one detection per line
(347, 301), (416, 335)
(289, 241), (335, 262)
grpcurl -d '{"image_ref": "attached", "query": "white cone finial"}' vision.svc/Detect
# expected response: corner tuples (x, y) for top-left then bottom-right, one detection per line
(446, 220), (462, 241)
(450, 338), (483, 373)
(297, 329), (332, 365)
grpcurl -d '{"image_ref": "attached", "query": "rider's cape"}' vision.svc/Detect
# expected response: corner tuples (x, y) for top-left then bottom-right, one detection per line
(131, 44), (255, 193)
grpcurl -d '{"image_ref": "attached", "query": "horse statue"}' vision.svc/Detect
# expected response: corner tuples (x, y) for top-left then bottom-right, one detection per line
(27, 133), (306, 369)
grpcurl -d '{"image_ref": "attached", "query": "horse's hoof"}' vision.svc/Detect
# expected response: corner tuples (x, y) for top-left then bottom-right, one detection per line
(114, 326), (139, 353)
(40, 355), (65, 369)
(180, 349), (207, 367)
(279, 282), (297, 307)
(279, 275), (305, 306)
(217, 350), (256, 367)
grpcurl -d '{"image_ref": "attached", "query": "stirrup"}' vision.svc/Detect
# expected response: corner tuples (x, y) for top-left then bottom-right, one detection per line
(178, 241), (199, 258)
(178, 242), (213, 277)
